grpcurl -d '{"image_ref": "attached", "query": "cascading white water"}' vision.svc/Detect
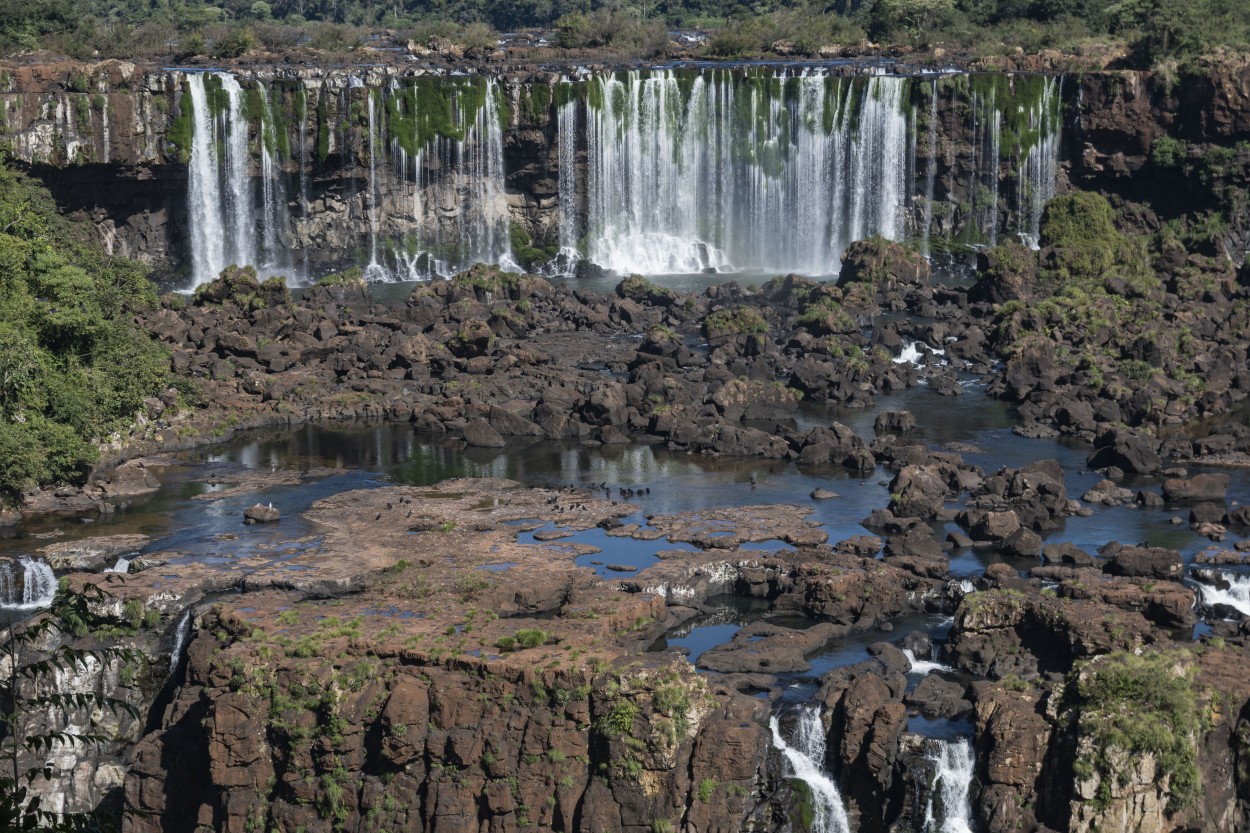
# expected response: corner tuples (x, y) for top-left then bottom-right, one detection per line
(220, 75), (254, 275)
(257, 85), (290, 275)
(100, 99), (110, 164)
(576, 70), (911, 276)
(894, 341), (946, 366)
(0, 556), (57, 611)
(105, 556), (131, 574)
(923, 739), (976, 833)
(549, 93), (583, 276)
(921, 78), (938, 257)
(298, 82), (311, 279)
(1195, 570), (1250, 617)
(363, 90), (386, 282)
(904, 648), (954, 676)
(169, 609), (193, 674)
(380, 78), (517, 281)
(186, 74), (226, 287)
(769, 706), (851, 833)
(185, 72), (276, 288)
(1018, 77), (1063, 248)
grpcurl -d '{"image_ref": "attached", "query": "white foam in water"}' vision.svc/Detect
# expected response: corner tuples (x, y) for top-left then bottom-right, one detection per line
(769, 707), (851, 833)
(1196, 571), (1250, 617)
(0, 556), (57, 611)
(904, 648), (954, 676)
(923, 738), (976, 833)
(104, 556), (132, 574)
(894, 341), (946, 366)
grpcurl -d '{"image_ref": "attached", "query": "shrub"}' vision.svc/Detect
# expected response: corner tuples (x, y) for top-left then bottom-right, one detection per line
(1071, 649), (1204, 813)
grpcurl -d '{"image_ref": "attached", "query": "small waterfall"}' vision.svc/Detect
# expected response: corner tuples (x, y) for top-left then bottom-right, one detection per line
(257, 85), (289, 275)
(1193, 569), (1250, 617)
(363, 90), (385, 282)
(184, 72), (265, 288)
(770, 706), (851, 833)
(1017, 77), (1063, 247)
(169, 610), (193, 674)
(298, 83), (311, 279)
(104, 556), (131, 574)
(894, 341), (946, 366)
(904, 648), (954, 676)
(186, 74), (226, 286)
(382, 78), (517, 281)
(100, 99), (110, 164)
(922, 79), (938, 256)
(0, 556), (57, 611)
(220, 75), (253, 275)
(923, 739), (976, 833)
(552, 91), (582, 275)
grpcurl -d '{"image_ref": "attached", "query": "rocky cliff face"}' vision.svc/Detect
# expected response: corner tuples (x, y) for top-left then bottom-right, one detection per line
(7, 58), (1244, 283)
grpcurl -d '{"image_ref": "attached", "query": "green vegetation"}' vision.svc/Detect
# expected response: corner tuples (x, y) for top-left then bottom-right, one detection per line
(1070, 649), (1206, 813)
(0, 162), (168, 499)
(702, 305), (768, 339)
(2, 0), (1245, 68)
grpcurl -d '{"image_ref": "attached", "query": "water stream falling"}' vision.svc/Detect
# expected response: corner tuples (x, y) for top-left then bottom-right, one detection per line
(769, 706), (851, 833)
(922, 739), (976, 833)
(904, 648), (955, 676)
(0, 556), (57, 611)
(1193, 569), (1250, 616)
(169, 609), (193, 675)
(180, 69), (1063, 286)
(186, 73), (226, 287)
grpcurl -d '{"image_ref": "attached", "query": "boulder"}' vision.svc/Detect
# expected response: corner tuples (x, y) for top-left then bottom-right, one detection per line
(243, 503), (280, 524)
(1100, 545), (1182, 580)
(463, 419), (506, 448)
(1162, 473), (1230, 502)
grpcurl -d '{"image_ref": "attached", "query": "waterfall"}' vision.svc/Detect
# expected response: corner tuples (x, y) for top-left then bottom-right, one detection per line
(257, 85), (289, 275)
(169, 610), (193, 674)
(104, 556), (131, 574)
(1193, 569), (1250, 617)
(0, 556), (57, 611)
(552, 92), (582, 275)
(221, 75), (253, 275)
(363, 90), (385, 282)
(177, 69), (1063, 284)
(379, 78), (517, 281)
(298, 83), (311, 279)
(1018, 77), (1063, 248)
(923, 739), (976, 833)
(922, 79), (938, 256)
(904, 648), (954, 675)
(579, 70), (910, 276)
(769, 706), (851, 833)
(186, 74), (226, 287)
(100, 100), (110, 164)
(185, 72), (272, 288)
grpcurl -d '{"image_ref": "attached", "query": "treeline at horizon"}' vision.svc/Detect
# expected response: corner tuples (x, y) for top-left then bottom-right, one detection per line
(1, 0), (1248, 70)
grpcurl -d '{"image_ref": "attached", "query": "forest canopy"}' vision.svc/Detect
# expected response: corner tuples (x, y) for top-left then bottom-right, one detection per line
(0, 163), (169, 497)
(0, 0), (1247, 65)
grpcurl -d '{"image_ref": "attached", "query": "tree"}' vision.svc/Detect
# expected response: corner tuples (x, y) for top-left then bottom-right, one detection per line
(0, 581), (139, 832)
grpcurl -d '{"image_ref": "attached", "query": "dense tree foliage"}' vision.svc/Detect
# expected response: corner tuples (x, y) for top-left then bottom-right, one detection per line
(0, 163), (168, 498)
(0, 0), (1246, 65)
